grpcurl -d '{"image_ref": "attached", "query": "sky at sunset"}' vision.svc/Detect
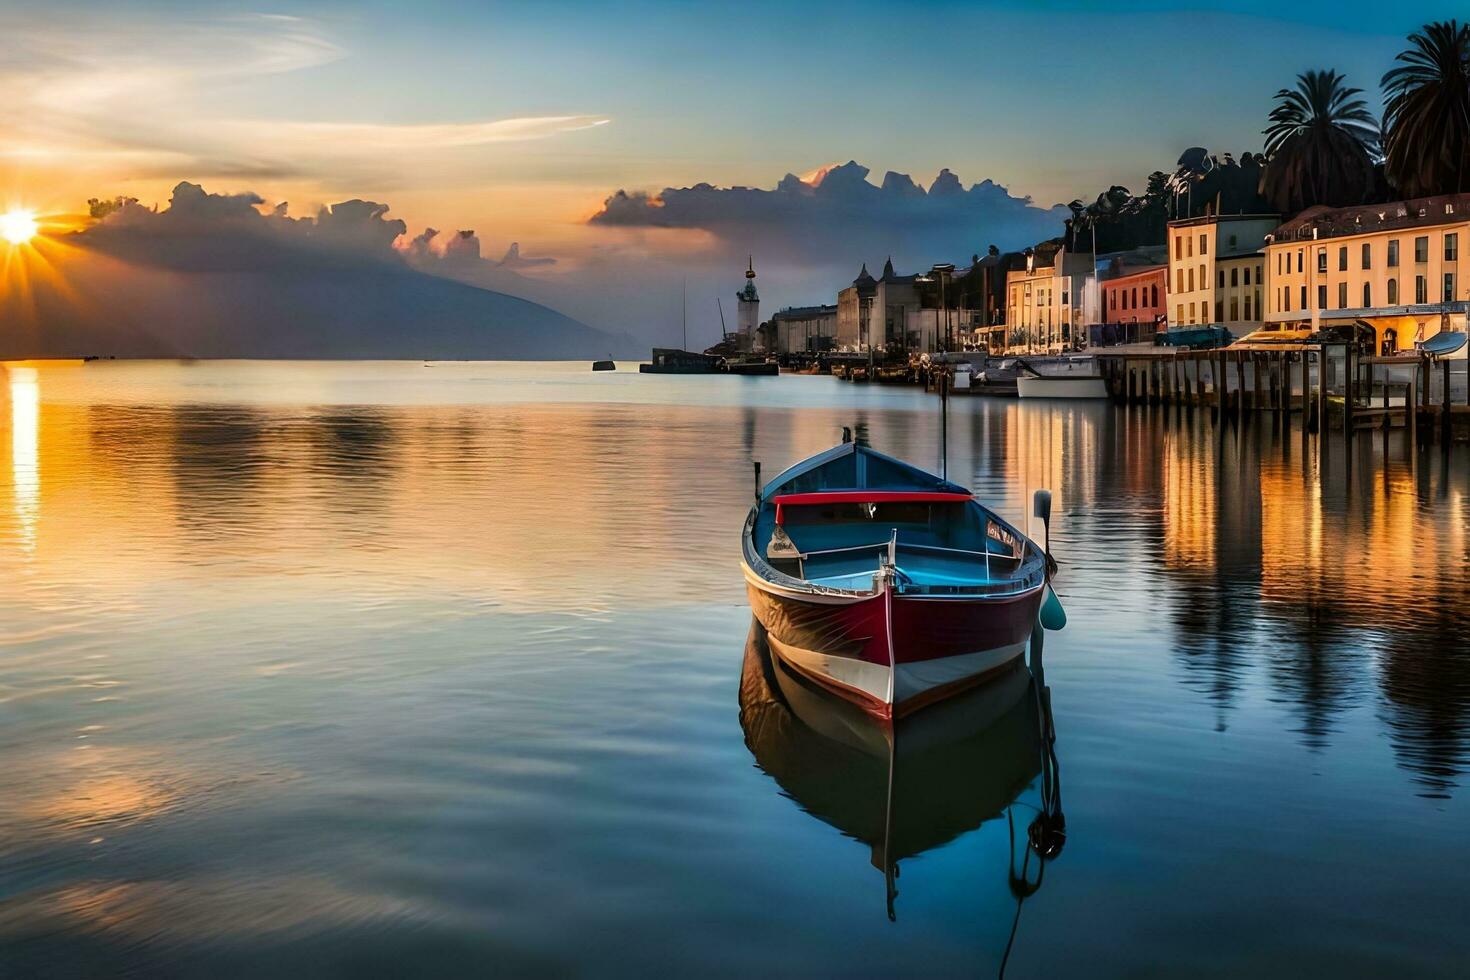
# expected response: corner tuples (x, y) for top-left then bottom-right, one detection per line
(2, 0), (1465, 347)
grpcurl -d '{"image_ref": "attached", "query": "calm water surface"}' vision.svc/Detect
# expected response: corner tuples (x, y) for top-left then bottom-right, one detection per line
(1, 360), (1467, 977)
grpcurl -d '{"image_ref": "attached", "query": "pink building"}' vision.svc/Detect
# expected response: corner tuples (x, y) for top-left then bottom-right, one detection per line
(1102, 264), (1167, 331)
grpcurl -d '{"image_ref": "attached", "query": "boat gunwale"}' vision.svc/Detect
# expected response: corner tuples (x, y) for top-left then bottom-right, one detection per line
(742, 507), (1047, 601)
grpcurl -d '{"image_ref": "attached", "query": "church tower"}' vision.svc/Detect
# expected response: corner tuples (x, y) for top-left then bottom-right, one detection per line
(736, 256), (759, 351)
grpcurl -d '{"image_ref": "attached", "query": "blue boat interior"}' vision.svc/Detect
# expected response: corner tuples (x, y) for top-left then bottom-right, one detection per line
(750, 443), (1040, 594)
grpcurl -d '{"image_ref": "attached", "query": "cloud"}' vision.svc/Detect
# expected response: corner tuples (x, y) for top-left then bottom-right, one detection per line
(248, 116), (612, 152)
(0, 14), (608, 183)
(589, 161), (1067, 267)
(78, 182), (407, 271)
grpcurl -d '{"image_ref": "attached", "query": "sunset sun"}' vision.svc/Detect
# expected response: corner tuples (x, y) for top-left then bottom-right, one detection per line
(1, 210), (38, 245)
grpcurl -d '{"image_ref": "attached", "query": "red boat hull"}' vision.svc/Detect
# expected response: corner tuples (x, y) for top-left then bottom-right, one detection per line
(744, 573), (1043, 722)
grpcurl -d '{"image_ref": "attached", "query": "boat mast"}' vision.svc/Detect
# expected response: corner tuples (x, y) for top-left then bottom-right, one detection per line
(717, 296), (728, 344)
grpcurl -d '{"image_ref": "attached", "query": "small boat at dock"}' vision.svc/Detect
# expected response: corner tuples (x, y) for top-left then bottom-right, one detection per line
(638, 348), (723, 374)
(592, 359), (616, 371)
(1015, 355), (1108, 399)
(723, 356), (779, 376)
(742, 434), (1061, 723)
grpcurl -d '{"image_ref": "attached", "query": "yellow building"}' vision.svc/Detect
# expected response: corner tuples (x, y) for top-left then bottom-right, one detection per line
(1166, 214), (1275, 331)
(1004, 245), (1090, 353)
(1262, 194), (1470, 354)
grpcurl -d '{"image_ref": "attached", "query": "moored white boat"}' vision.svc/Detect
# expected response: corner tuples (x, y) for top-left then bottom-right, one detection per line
(1015, 355), (1107, 399)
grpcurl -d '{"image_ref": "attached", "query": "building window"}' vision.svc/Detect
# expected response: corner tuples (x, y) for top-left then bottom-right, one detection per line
(1217, 270), (1225, 289)
(1215, 300), (1224, 322)
(1416, 275), (1427, 303)
(1256, 264), (1263, 282)
(1297, 249), (1304, 273)
(1254, 289), (1261, 316)
(1176, 303), (1184, 323)
(1301, 285), (1308, 309)
(1338, 246), (1347, 271)
(1200, 233), (1208, 255)
(1132, 287), (1139, 308)
(1388, 278), (1398, 304)
(1447, 233), (1459, 261)
(1109, 292), (1116, 311)
(1415, 236), (1429, 262)
(1176, 269), (1184, 293)
(1231, 267), (1239, 287)
(1283, 287), (1290, 312)
(1187, 236), (1193, 258)
(1151, 284), (1159, 307)
(1277, 253), (1283, 275)
(1175, 235), (1183, 260)
(1338, 282), (1347, 308)
(1229, 298), (1239, 320)
(1388, 239), (1399, 266)
(1363, 282), (1372, 307)
(1362, 242), (1372, 269)
(1187, 268), (1194, 291)
(1444, 272), (1456, 302)
(1317, 250), (1328, 273)
(1243, 267), (1251, 286)
(1317, 284), (1327, 309)
(1244, 295), (1252, 320)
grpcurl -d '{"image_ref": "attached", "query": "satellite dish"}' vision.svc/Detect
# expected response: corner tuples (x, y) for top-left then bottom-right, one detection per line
(1421, 331), (1467, 357)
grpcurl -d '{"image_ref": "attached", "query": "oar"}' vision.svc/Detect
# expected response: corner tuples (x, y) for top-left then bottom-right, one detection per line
(1032, 490), (1067, 631)
(1040, 585), (1067, 631)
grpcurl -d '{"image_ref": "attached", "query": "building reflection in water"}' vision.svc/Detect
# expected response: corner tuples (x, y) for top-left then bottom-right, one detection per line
(1151, 406), (1470, 792)
(738, 617), (1065, 964)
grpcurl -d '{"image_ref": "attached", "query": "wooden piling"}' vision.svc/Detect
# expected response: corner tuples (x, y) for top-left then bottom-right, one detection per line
(1443, 357), (1453, 446)
(1408, 377), (1417, 451)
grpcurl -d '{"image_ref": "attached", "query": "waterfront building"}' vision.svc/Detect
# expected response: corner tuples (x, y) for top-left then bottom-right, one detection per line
(1262, 193), (1470, 355)
(1078, 246), (1170, 346)
(769, 304), (838, 354)
(736, 257), (759, 351)
(834, 257), (992, 353)
(1166, 214), (1275, 332)
(834, 259), (921, 351)
(836, 264), (878, 350)
(1099, 264), (1168, 341)
(1003, 244), (1091, 353)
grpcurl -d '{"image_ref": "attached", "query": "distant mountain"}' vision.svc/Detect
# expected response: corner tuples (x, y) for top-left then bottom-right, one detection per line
(1, 245), (627, 360)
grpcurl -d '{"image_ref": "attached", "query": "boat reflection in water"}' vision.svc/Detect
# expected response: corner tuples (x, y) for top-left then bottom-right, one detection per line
(739, 617), (1065, 952)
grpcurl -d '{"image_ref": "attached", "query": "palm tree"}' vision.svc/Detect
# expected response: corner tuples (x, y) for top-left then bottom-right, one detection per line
(1065, 199), (1086, 249)
(1382, 21), (1470, 199)
(1260, 69), (1380, 214)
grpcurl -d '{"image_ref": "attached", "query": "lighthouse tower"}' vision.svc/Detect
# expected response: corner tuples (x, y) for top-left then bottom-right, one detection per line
(736, 256), (759, 352)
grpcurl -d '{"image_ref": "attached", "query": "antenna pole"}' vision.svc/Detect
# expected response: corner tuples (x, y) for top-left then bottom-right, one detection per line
(940, 366), (949, 481)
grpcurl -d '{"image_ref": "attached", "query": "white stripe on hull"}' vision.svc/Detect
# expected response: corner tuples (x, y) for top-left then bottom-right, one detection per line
(767, 633), (1030, 710)
(894, 641), (1028, 703)
(766, 633), (890, 705)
